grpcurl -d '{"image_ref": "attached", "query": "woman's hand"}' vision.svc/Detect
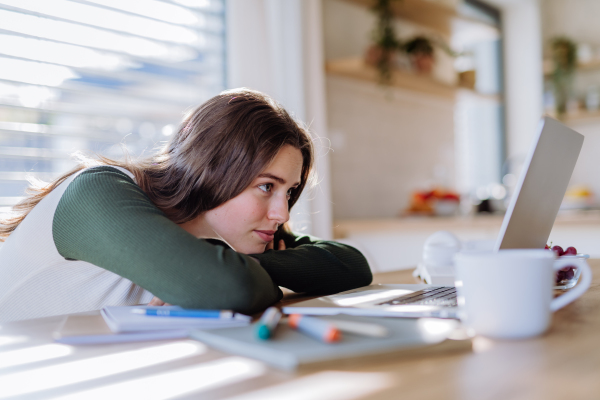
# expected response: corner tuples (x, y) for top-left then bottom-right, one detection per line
(266, 239), (286, 251)
(148, 297), (172, 306)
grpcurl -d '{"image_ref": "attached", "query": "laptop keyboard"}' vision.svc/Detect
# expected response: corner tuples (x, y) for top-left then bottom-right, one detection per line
(376, 287), (457, 307)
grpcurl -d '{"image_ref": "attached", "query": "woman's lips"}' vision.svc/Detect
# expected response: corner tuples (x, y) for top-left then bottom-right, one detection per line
(255, 230), (276, 242)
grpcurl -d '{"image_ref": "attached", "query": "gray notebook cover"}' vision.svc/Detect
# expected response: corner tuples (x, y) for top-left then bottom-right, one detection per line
(189, 315), (462, 371)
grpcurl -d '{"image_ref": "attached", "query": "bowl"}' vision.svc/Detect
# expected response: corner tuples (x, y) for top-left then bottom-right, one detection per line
(554, 254), (589, 290)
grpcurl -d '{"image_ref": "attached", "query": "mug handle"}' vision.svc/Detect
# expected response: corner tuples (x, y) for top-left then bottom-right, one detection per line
(550, 258), (593, 312)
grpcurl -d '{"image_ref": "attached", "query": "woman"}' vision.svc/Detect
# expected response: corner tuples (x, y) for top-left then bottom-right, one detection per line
(0, 88), (372, 322)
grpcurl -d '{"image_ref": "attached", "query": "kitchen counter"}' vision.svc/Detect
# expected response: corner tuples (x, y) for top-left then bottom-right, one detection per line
(333, 210), (600, 272)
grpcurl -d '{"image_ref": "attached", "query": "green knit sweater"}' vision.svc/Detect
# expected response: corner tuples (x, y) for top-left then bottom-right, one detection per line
(52, 167), (372, 314)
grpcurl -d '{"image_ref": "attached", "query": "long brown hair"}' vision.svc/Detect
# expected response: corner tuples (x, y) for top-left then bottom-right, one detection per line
(0, 88), (314, 241)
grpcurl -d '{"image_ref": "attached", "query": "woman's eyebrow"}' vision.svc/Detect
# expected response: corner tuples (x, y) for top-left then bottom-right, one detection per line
(258, 173), (300, 186)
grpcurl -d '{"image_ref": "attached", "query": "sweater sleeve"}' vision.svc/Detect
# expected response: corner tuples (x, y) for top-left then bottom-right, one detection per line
(251, 230), (373, 295)
(52, 166), (282, 314)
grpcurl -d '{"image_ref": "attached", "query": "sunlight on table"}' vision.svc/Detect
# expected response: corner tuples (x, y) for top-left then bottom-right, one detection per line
(53, 357), (266, 400)
(0, 343), (72, 369)
(472, 336), (495, 354)
(226, 371), (394, 400)
(0, 335), (28, 347)
(0, 341), (206, 399)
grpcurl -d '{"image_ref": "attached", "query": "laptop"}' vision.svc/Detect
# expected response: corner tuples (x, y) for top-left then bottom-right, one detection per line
(283, 116), (584, 319)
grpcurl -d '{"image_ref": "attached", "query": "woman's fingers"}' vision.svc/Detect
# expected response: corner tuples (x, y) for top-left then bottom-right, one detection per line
(148, 297), (171, 306)
(265, 239), (285, 251)
(148, 296), (165, 306)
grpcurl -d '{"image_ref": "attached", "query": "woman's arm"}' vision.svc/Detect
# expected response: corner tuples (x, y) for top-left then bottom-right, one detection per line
(251, 230), (373, 295)
(52, 167), (282, 314)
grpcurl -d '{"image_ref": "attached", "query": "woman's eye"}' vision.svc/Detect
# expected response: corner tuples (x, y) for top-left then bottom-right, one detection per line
(286, 188), (294, 197)
(258, 183), (272, 193)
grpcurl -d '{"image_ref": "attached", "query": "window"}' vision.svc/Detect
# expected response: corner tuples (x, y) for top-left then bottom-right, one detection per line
(453, 0), (506, 205)
(0, 0), (226, 214)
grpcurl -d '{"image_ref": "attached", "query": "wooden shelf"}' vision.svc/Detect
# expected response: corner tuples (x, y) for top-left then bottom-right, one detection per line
(578, 59), (600, 72)
(456, 87), (501, 102)
(333, 211), (600, 239)
(326, 58), (457, 98)
(326, 58), (500, 100)
(543, 59), (600, 76)
(558, 110), (600, 125)
(343, 0), (457, 35)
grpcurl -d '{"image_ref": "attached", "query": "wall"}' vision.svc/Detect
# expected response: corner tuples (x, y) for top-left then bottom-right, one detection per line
(323, 0), (456, 219)
(227, 0), (333, 238)
(327, 76), (455, 218)
(541, 0), (600, 46)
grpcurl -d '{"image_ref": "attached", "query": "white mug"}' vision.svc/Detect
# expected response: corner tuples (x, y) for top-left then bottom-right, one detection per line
(454, 249), (592, 339)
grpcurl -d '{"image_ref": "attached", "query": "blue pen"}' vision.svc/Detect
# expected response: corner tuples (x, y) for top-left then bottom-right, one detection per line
(131, 309), (234, 318)
(255, 307), (282, 340)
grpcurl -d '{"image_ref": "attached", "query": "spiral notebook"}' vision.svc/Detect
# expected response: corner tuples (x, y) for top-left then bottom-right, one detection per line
(101, 305), (251, 333)
(54, 306), (251, 344)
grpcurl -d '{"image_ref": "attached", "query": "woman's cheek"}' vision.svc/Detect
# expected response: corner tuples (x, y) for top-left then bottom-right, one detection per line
(249, 198), (269, 219)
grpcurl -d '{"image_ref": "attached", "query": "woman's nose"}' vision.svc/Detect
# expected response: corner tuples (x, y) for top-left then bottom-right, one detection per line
(268, 195), (289, 225)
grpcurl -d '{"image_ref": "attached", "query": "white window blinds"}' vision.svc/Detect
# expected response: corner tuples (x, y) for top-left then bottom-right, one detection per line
(0, 0), (226, 214)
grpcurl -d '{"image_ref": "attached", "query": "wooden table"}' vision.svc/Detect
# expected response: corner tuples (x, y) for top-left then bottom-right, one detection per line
(1, 261), (599, 400)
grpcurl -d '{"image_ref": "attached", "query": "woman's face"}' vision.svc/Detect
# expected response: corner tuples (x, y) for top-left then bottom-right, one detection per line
(185, 145), (303, 254)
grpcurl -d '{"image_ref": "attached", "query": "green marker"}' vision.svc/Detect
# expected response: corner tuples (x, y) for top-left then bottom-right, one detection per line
(255, 307), (282, 340)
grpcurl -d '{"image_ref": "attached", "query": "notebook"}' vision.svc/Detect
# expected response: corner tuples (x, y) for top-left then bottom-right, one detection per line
(189, 314), (471, 371)
(53, 314), (189, 345)
(101, 305), (251, 333)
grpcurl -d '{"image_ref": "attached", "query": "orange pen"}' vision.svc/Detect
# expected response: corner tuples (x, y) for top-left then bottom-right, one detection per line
(288, 314), (342, 343)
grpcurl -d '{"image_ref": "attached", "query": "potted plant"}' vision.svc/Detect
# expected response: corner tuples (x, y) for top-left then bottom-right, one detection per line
(364, 1), (459, 86)
(551, 37), (577, 117)
(364, 0), (402, 84)
(404, 36), (435, 74)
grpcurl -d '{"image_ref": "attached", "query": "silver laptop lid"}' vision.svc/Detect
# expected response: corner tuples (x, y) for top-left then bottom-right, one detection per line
(495, 116), (584, 251)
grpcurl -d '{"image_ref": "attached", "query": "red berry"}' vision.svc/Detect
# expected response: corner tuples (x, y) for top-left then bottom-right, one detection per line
(552, 246), (564, 257)
(556, 266), (576, 283)
(564, 268), (575, 280)
(545, 244), (550, 249)
(564, 246), (577, 256)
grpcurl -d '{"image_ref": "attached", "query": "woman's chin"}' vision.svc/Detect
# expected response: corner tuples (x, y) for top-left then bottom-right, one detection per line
(235, 242), (267, 255)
